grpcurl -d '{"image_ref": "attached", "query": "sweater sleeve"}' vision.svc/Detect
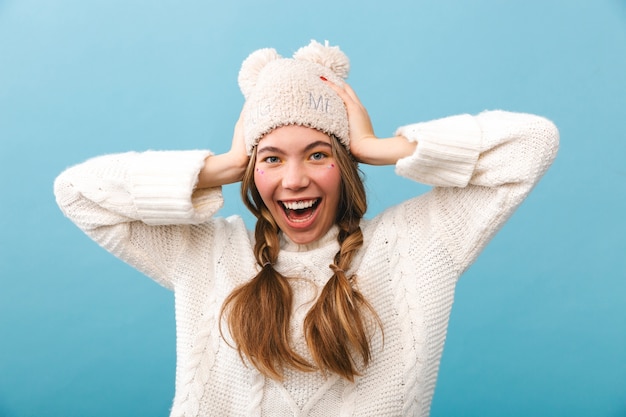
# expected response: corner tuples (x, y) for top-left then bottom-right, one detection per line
(395, 110), (559, 274)
(54, 150), (224, 289)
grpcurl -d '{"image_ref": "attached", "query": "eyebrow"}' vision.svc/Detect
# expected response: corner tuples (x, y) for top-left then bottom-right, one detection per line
(257, 140), (332, 156)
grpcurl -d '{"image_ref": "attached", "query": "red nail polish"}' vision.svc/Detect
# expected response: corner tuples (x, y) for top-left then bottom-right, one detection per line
(320, 76), (328, 81)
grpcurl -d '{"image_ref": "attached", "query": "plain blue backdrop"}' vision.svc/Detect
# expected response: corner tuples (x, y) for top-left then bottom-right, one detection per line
(1, 0), (625, 416)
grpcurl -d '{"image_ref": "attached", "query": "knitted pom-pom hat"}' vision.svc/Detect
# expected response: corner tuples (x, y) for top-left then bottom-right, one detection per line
(238, 40), (350, 155)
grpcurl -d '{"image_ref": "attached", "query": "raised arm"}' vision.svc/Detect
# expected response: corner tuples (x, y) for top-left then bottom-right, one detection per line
(396, 110), (559, 273)
(324, 78), (559, 274)
(54, 115), (249, 288)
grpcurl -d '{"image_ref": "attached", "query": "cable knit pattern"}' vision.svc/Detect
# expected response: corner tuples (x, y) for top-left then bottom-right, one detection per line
(248, 371), (265, 416)
(384, 211), (426, 416)
(54, 111), (558, 416)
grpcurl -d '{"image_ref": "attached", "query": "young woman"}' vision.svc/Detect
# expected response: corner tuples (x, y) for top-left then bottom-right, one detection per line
(54, 41), (559, 416)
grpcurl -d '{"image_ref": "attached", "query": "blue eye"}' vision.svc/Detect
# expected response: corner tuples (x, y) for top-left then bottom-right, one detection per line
(264, 156), (280, 164)
(310, 152), (326, 161)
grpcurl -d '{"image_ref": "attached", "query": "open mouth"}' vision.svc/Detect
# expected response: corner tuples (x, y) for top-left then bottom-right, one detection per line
(280, 199), (320, 223)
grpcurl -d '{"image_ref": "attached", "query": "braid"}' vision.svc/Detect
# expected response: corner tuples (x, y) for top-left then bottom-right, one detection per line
(222, 137), (382, 382)
(303, 211), (381, 382)
(303, 137), (382, 382)
(220, 151), (312, 380)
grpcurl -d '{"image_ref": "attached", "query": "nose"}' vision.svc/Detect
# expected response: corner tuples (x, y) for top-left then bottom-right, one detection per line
(281, 162), (309, 190)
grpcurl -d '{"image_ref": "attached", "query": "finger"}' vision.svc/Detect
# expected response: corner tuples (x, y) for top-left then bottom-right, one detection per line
(321, 77), (355, 105)
(342, 83), (363, 106)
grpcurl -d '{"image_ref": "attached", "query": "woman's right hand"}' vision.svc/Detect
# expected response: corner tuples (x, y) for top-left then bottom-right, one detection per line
(229, 109), (249, 166)
(197, 110), (250, 189)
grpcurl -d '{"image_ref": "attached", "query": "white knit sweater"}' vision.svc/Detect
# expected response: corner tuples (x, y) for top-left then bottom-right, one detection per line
(54, 111), (558, 417)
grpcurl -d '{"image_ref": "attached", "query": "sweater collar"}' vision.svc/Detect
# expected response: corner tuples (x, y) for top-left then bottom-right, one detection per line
(279, 225), (339, 253)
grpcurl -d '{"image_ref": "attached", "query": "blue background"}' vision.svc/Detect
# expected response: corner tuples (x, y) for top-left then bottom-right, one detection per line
(1, 0), (625, 416)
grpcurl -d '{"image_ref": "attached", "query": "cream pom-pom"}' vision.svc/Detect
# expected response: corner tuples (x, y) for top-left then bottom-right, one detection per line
(293, 40), (350, 80)
(238, 48), (281, 98)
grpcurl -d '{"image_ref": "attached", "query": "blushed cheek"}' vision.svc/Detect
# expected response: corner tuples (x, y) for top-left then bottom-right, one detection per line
(316, 165), (341, 189)
(254, 167), (269, 190)
(254, 171), (264, 191)
(254, 170), (271, 200)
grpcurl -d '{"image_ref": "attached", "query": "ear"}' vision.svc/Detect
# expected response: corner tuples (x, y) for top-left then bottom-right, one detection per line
(293, 40), (350, 80)
(238, 48), (281, 99)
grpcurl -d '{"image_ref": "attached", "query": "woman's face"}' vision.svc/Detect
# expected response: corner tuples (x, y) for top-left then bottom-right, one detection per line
(254, 125), (342, 245)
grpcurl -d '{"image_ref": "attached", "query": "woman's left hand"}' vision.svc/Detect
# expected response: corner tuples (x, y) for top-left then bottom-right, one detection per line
(322, 80), (377, 162)
(322, 79), (416, 165)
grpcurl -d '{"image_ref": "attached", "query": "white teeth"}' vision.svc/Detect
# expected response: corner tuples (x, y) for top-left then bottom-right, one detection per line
(282, 199), (317, 210)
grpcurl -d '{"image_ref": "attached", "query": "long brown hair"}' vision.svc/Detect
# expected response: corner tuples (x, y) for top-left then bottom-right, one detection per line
(220, 135), (381, 382)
